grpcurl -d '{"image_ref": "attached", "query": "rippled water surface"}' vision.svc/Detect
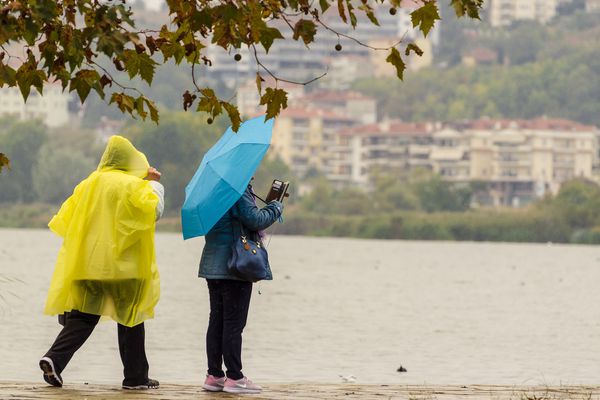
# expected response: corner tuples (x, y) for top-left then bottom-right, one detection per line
(1, 228), (600, 385)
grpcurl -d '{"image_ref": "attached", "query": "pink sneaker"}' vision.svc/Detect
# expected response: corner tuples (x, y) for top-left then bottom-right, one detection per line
(223, 376), (262, 394)
(202, 375), (226, 392)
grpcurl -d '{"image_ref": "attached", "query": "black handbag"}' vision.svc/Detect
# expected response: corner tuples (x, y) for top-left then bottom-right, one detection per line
(227, 214), (270, 282)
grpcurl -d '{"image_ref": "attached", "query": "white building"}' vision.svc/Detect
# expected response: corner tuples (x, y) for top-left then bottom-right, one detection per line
(328, 118), (598, 206)
(489, 0), (558, 27)
(0, 84), (71, 127)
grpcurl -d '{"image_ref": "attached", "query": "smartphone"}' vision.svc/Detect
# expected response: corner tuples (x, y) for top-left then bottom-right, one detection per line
(266, 179), (290, 203)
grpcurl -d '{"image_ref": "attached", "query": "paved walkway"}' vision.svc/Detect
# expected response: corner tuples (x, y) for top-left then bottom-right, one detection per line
(1, 382), (599, 399)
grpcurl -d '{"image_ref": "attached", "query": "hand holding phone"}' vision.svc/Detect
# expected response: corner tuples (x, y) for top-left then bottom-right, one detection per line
(266, 179), (290, 203)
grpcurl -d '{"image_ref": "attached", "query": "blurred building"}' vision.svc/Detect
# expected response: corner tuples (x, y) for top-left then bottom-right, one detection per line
(466, 118), (597, 206)
(0, 84), (71, 128)
(327, 118), (598, 206)
(295, 90), (377, 125)
(488, 0), (558, 27)
(270, 107), (356, 178)
(203, 2), (438, 89)
(461, 47), (499, 67)
(586, 0), (600, 11)
(329, 120), (436, 187)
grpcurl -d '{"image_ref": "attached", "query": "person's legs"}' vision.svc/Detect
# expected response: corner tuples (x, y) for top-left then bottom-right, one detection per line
(118, 322), (150, 387)
(44, 310), (100, 373)
(41, 310), (100, 386)
(221, 280), (252, 380)
(206, 279), (225, 378)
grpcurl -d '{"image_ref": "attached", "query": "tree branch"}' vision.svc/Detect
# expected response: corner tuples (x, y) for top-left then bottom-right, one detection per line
(250, 44), (327, 86)
(87, 61), (144, 96)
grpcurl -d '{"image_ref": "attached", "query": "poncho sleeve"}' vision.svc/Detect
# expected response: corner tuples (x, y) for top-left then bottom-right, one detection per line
(48, 181), (86, 237)
(115, 179), (159, 255)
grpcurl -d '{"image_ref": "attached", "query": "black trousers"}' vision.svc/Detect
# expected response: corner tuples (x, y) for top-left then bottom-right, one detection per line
(206, 279), (252, 380)
(44, 310), (149, 386)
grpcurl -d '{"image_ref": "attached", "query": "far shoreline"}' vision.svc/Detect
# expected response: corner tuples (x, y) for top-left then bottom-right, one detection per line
(2, 225), (600, 248)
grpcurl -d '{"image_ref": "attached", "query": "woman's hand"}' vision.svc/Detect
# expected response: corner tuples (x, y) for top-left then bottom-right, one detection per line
(145, 167), (162, 181)
(269, 200), (284, 220)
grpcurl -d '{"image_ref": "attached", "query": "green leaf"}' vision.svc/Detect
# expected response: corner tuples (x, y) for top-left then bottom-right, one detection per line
(160, 42), (186, 64)
(411, 2), (440, 38)
(256, 72), (264, 95)
(0, 63), (17, 87)
(110, 92), (136, 114)
(0, 153), (10, 173)
(15, 64), (46, 101)
(260, 27), (284, 53)
(135, 97), (148, 119)
(123, 49), (158, 84)
(70, 69), (100, 103)
(222, 102), (241, 132)
(359, 4), (379, 26)
(386, 47), (406, 80)
(405, 43), (424, 57)
(197, 88), (222, 117)
(319, 0), (331, 13)
(260, 87), (288, 120)
(293, 19), (317, 46)
(143, 97), (159, 123)
(347, 1), (357, 28)
(31, 70), (46, 96)
(450, 0), (483, 19)
(337, 0), (347, 23)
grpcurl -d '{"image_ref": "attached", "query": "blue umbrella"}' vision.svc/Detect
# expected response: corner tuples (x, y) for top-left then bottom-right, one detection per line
(181, 115), (274, 240)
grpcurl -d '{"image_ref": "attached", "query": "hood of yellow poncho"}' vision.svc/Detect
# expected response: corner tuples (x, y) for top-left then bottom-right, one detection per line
(98, 135), (149, 179)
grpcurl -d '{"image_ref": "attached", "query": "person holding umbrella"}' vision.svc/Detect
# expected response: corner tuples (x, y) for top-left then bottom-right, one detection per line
(181, 116), (284, 394)
(40, 135), (163, 390)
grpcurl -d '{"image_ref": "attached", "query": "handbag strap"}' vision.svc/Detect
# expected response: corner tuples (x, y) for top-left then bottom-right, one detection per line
(229, 208), (263, 244)
(229, 210), (247, 238)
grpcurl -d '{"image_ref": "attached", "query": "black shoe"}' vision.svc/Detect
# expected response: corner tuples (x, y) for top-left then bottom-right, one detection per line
(122, 378), (160, 390)
(39, 357), (63, 387)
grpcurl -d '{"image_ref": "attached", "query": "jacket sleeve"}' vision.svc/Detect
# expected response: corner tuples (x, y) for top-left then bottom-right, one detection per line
(234, 189), (283, 232)
(149, 181), (165, 221)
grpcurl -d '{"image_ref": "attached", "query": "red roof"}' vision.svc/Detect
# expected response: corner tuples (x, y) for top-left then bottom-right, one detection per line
(338, 120), (431, 137)
(464, 47), (498, 63)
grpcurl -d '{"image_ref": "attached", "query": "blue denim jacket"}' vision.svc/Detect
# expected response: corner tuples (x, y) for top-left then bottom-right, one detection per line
(198, 187), (283, 280)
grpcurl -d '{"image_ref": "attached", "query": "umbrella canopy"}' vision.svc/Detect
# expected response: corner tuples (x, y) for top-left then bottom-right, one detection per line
(181, 115), (274, 239)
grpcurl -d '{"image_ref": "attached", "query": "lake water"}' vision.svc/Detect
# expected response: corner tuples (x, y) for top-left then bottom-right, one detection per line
(1, 228), (600, 386)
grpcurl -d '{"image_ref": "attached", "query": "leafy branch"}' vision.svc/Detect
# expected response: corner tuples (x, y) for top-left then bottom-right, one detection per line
(0, 0), (484, 165)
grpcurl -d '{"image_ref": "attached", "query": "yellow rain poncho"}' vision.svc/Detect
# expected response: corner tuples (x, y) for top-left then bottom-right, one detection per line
(44, 136), (160, 327)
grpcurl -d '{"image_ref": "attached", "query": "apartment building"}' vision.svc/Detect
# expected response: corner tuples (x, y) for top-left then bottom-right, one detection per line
(489, 0), (558, 27)
(328, 120), (435, 187)
(295, 90), (377, 125)
(270, 107), (356, 178)
(466, 119), (597, 206)
(0, 85), (71, 128)
(326, 117), (597, 206)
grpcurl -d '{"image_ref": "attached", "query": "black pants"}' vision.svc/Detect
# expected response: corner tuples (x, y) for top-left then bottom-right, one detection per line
(206, 279), (252, 380)
(44, 310), (149, 386)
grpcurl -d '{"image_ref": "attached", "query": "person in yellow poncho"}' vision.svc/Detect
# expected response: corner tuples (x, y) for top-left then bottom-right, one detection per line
(39, 136), (164, 390)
